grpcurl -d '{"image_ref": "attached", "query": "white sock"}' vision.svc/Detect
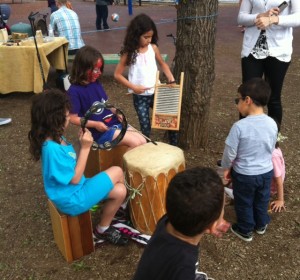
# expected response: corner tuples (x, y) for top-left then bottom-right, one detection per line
(96, 225), (109, 233)
(120, 201), (128, 209)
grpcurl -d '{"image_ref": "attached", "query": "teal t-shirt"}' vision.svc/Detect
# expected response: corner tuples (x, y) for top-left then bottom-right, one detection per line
(41, 139), (85, 209)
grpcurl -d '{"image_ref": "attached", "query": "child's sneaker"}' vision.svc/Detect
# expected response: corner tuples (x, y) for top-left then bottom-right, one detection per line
(231, 224), (253, 242)
(195, 271), (215, 280)
(93, 226), (128, 245)
(256, 224), (268, 235)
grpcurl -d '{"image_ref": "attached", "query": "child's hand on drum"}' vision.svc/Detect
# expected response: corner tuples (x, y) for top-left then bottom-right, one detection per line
(79, 128), (93, 149)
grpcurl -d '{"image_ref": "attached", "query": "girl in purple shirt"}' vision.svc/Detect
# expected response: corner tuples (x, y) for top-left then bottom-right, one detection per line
(67, 45), (146, 149)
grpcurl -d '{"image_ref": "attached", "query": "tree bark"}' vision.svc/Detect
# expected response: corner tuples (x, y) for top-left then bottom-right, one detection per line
(174, 0), (218, 149)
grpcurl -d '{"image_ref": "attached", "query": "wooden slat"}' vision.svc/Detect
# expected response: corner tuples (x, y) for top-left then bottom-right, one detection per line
(48, 200), (94, 263)
(78, 212), (94, 255)
(48, 200), (73, 262)
(68, 216), (84, 260)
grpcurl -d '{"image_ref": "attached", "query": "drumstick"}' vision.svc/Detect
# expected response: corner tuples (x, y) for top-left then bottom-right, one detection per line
(129, 124), (157, 145)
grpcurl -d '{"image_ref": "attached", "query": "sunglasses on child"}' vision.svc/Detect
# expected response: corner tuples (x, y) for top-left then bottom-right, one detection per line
(234, 97), (245, 105)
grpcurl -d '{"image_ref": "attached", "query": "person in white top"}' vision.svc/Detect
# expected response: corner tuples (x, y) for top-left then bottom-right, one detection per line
(238, 0), (300, 125)
(114, 14), (178, 146)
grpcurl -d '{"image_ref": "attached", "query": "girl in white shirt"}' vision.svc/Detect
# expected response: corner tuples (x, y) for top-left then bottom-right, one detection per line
(238, 0), (300, 125)
(114, 13), (178, 145)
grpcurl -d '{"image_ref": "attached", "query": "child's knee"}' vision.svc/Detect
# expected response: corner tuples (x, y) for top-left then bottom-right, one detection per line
(105, 166), (124, 183)
(114, 182), (127, 200)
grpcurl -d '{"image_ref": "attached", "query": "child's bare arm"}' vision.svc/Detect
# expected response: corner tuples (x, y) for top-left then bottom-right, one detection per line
(69, 113), (108, 132)
(114, 54), (151, 94)
(153, 44), (175, 83)
(270, 176), (286, 212)
(71, 129), (93, 184)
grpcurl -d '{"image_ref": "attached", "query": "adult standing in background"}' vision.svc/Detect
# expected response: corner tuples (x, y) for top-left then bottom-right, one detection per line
(238, 0), (300, 126)
(95, 0), (114, 30)
(48, 0), (58, 14)
(50, 0), (84, 55)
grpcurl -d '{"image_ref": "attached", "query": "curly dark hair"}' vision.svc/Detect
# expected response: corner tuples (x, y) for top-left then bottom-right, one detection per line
(69, 45), (105, 85)
(166, 167), (224, 237)
(28, 89), (71, 161)
(120, 13), (158, 66)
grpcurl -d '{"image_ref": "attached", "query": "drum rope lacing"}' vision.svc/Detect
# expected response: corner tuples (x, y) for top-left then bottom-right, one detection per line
(124, 174), (146, 200)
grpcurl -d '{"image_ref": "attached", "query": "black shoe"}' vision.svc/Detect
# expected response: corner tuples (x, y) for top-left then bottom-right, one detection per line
(103, 25), (109, 30)
(195, 271), (214, 280)
(93, 226), (128, 245)
(255, 224), (268, 235)
(231, 224), (253, 242)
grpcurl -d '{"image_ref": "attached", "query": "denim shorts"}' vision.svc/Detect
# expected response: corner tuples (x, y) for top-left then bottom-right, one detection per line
(57, 171), (113, 216)
(97, 124), (122, 144)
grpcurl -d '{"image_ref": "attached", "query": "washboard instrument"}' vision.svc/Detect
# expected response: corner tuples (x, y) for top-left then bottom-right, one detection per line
(151, 71), (184, 131)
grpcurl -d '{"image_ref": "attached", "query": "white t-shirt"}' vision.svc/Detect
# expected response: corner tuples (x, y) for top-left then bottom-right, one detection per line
(128, 44), (157, 96)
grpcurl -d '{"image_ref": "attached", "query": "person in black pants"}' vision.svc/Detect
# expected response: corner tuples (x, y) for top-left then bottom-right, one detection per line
(238, 0), (300, 126)
(95, 0), (113, 30)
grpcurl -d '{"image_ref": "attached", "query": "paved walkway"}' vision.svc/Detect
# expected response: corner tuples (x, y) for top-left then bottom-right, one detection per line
(6, 0), (300, 77)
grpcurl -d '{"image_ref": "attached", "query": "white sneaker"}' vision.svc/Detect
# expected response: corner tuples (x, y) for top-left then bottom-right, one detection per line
(0, 118), (11, 126)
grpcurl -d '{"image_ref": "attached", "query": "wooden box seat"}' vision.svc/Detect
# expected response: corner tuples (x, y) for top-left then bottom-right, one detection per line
(48, 200), (94, 263)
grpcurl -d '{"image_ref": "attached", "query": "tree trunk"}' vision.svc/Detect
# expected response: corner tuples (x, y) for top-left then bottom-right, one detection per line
(174, 0), (218, 149)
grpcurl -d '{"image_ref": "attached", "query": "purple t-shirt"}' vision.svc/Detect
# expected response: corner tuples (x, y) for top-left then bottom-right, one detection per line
(67, 81), (119, 141)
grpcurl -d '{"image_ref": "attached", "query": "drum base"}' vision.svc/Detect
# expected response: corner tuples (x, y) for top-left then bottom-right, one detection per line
(128, 164), (185, 235)
(123, 142), (185, 235)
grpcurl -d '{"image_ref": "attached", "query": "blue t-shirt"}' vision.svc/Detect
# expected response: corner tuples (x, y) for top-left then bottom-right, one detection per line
(222, 114), (277, 175)
(42, 139), (86, 209)
(67, 81), (119, 141)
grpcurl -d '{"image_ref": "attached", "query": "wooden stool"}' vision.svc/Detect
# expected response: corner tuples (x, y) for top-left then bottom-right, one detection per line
(48, 200), (94, 263)
(84, 146), (128, 177)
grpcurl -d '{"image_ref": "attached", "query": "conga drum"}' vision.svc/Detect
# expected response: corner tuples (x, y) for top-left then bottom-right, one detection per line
(123, 142), (185, 235)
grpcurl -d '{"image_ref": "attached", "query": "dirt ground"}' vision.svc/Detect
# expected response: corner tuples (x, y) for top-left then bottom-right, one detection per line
(0, 1), (300, 280)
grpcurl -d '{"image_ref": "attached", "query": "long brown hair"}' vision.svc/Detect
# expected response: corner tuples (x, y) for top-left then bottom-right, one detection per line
(28, 89), (71, 161)
(120, 13), (158, 66)
(69, 46), (104, 85)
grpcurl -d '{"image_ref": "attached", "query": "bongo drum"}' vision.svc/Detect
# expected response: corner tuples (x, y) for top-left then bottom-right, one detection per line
(123, 142), (185, 235)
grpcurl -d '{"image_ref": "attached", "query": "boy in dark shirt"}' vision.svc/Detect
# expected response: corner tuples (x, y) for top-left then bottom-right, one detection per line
(132, 167), (230, 280)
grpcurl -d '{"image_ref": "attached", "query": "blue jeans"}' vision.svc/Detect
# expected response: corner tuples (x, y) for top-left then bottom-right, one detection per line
(232, 169), (273, 234)
(132, 94), (178, 145)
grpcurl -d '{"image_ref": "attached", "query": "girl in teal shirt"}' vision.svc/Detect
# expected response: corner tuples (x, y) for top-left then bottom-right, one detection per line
(28, 89), (128, 245)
